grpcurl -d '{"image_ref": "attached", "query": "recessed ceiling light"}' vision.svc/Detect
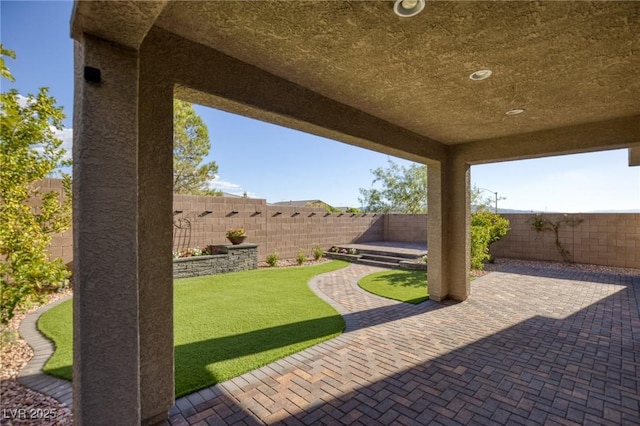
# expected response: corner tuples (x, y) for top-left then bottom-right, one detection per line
(394, 0), (425, 18)
(469, 69), (492, 81)
(505, 108), (525, 115)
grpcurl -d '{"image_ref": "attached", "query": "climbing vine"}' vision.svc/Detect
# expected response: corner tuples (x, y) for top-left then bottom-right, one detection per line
(529, 214), (584, 263)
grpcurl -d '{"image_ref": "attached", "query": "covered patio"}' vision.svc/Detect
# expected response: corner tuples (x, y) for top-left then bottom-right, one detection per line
(70, 1), (639, 423)
(165, 263), (640, 425)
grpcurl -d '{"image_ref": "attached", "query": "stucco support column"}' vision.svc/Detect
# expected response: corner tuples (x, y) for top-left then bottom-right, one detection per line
(629, 147), (640, 167)
(73, 36), (141, 424)
(427, 156), (470, 301)
(138, 53), (174, 424)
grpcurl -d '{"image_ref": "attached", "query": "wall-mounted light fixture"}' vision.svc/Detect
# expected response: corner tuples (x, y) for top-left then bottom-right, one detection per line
(230, 210), (239, 215)
(309, 212), (316, 217)
(292, 212), (300, 217)
(173, 210), (184, 215)
(198, 210), (213, 217)
(273, 211), (282, 216)
(393, 0), (425, 18)
(338, 213), (344, 217)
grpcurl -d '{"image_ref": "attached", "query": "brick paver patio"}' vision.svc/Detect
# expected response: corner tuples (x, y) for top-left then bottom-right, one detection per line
(165, 264), (640, 425)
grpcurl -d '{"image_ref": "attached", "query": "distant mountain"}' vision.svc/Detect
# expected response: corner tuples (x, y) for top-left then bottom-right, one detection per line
(585, 209), (640, 213)
(491, 208), (640, 214)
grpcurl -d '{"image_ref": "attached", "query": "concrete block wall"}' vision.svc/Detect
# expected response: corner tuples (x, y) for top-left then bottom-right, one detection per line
(490, 213), (640, 268)
(31, 179), (74, 266)
(171, 194), (384, 261)
(32, 179), (640, 268)
(263, 206), (383, 260)
(384, 214), (428, 242)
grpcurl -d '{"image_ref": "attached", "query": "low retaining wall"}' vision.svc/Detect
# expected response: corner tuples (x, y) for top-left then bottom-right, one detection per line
(173, 244), (258, 279)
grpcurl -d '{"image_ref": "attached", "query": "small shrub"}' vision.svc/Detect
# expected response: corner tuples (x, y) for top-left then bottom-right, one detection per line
(348, 248), (357, 255)
(312, 246), (324, 261)
(266, 252), (279, 267)
(470, 210), (510, 270)
(296, 249), (307, 265)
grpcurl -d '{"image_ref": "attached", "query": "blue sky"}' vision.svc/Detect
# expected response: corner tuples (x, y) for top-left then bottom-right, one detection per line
(2, 1), (639, 212)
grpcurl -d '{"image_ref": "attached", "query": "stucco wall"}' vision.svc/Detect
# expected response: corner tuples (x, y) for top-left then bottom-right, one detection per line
(490, 213), (640, 269)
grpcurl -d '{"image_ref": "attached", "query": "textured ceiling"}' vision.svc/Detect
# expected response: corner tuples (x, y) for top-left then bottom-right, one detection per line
(153, 1), (640, 145)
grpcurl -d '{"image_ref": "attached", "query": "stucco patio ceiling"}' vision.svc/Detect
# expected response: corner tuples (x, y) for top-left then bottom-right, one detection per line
(74, 0), (639, 161)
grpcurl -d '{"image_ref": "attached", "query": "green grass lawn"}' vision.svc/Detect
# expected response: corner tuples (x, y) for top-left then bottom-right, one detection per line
(358, 269), (429, 304)
(37, 260), (349, 397)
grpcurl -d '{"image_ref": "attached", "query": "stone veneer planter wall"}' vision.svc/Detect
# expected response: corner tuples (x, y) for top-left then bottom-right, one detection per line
(173, 244), (258, 279)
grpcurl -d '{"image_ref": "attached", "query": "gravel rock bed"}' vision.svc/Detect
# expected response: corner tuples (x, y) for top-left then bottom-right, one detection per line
(484, 257), (640, 277)
(2, 258), (637, 423)
(1, 290), (73, 425)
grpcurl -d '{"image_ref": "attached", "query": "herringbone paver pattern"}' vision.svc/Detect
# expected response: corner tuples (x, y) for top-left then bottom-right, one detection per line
(166, 264), (640, 425)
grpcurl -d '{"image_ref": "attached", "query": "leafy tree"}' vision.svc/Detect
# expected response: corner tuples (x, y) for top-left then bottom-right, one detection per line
(173, 99), (220, 195)
(358, 159), (427, 213)
(0, 45), (72, 323)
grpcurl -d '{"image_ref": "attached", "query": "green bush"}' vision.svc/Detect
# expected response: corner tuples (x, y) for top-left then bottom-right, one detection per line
(470, 210), (510, 270)
(311, 246), (324, 261)
(296, 249), (307, 266)
(266, 252), (279, 267)
(0, 46), (72, 323)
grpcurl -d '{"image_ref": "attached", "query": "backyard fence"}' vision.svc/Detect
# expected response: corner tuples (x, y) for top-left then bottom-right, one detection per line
(35, 179), (640, 269)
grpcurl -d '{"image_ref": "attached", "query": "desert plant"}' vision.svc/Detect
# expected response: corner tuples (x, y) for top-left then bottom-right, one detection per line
(296, 249), (307, 266)
(312, 246), (324, 261)
(266, 252), (279, 267)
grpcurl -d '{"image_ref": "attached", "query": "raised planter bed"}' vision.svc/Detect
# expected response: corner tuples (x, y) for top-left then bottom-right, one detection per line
(173, 243), (258, 279)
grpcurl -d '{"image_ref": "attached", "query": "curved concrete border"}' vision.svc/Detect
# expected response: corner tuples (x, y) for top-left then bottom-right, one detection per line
(17, 295), (73, 408)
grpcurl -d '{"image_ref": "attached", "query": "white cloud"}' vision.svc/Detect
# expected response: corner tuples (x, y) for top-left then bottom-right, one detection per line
(208, 175), (258, 198)
(16, 94), (30, 108)
(54, 127), (73, 160)
(6, 95), (73, 161)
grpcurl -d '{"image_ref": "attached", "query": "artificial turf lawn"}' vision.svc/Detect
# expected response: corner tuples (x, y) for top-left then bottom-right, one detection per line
(358, 269), (429, 304)
(37, 260), (349, 397)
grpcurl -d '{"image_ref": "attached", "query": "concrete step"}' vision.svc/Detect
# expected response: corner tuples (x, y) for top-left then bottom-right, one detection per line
(359, 253), (406, 264)
(355, 249), (422, 260)
(357, 258), (404, 269)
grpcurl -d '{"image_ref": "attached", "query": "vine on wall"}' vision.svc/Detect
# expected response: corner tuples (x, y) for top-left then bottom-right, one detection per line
(529, 214), (584, 263)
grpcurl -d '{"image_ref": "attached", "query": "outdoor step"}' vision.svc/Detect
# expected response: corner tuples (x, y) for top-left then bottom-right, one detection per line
(359, 253), (406, 264)
(331, 246), (425, 260)
(355, 249), (423, 260)
(356, 258), (405, 269)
